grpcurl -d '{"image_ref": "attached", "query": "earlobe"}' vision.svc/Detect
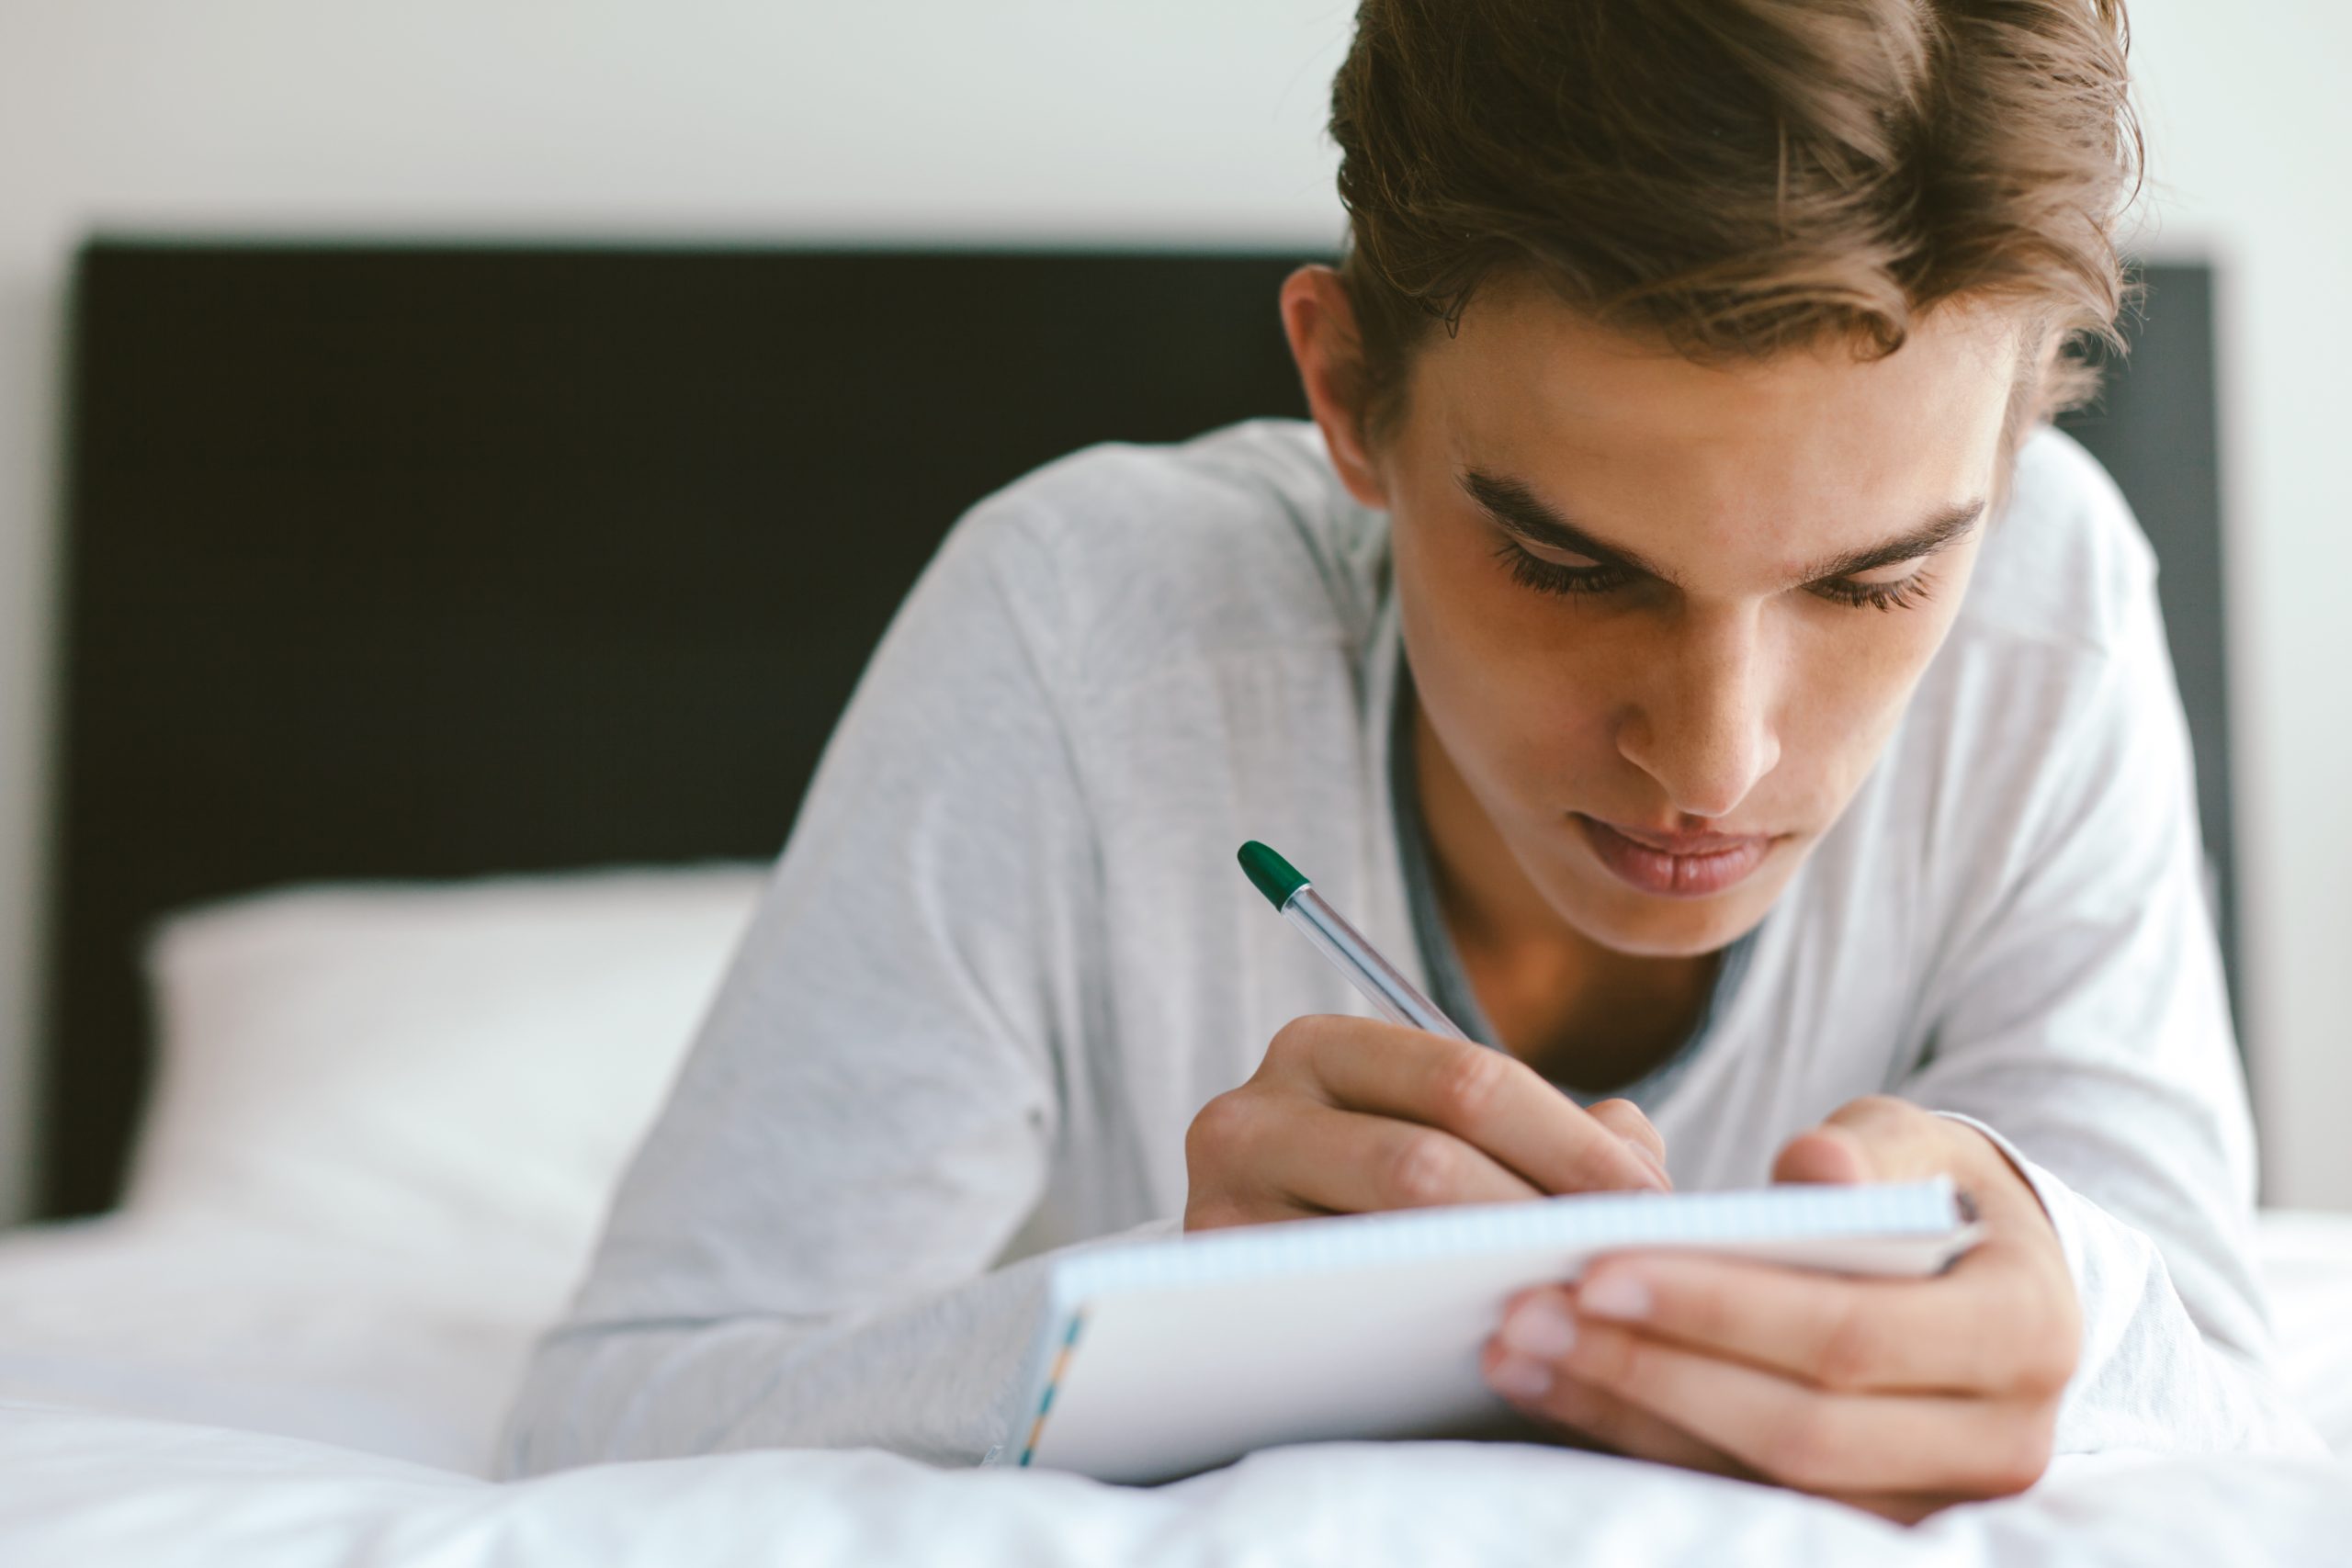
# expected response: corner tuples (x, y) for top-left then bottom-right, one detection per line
(1278, 265), (1392, 511)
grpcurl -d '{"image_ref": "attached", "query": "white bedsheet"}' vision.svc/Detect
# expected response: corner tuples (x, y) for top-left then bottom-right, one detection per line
(5, 1404), (2347, 1568)
(0, 1213), (547, 1473)
(1, 1210), (2347, 1566)
(2262, 1211), (2352, 1455)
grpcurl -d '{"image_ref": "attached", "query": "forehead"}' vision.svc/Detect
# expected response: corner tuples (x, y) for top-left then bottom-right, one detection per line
(1406, 278), (2022, 560)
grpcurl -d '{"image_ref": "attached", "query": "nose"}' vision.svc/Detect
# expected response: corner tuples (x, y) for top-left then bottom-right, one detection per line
(1613, 603), (1781, 819)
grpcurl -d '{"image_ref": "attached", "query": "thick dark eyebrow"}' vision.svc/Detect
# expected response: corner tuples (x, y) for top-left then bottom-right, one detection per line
(1794, 500), (1985, 581)
(1459, 468), (1984, 591)
(1462, 469), (1681, 582)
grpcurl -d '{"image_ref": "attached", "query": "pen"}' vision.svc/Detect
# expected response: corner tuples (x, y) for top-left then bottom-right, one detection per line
(1237, 840), (1472, 1041)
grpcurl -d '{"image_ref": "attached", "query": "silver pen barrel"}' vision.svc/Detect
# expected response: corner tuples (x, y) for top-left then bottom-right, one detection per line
(1282, 886), (1470, 1040)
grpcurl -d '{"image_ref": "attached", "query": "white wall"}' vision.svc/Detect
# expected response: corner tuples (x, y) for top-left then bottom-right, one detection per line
(2121, 2), (2352, 1208)
(0, 0), (1359, 1224)
(0, 1), (2343, 1219)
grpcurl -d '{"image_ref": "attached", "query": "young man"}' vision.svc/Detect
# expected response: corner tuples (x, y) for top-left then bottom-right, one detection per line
(503, 0), (2321, 1516)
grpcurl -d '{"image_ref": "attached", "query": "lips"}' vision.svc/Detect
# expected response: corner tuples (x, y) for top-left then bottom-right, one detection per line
(1575, 814), (1773, 898)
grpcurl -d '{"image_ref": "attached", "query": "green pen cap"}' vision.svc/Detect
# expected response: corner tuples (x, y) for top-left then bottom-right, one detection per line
(1238, 840), (1308, 911)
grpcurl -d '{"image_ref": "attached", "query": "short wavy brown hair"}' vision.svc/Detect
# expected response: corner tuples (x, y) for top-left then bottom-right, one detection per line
(1330, 0), (2143, 456)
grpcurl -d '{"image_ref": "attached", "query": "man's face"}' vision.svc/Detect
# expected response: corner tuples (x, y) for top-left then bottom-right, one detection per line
(1326, 275), (2020, 958)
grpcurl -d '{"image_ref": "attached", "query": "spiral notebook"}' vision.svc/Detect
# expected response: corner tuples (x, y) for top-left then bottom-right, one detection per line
(1004, 1179), (1978, 1483)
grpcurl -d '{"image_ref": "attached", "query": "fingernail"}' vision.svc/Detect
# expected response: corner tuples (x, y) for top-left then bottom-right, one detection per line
(1488, 1353), (1554, 1400)
(1501, 1298), (1577, 1359)
(1579, 1272), (1652, 1321)
(1623, 1136), (1672, 1191)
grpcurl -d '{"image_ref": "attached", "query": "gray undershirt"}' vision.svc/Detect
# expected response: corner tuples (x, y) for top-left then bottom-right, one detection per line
(1387, 661), (1757, 1114)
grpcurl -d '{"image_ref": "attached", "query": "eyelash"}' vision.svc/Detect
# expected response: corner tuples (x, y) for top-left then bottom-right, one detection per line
(1491, 540), (1937, 614)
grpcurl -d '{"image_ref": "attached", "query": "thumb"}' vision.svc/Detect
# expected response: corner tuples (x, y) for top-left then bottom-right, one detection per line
(1772, 1123), (1874, 1186)
(1774, 1095), (1946, 1187)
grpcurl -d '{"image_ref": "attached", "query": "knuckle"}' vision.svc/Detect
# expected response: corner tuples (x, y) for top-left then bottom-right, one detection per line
(1385, 1131), (1459, 1207)
(1587, 1097), (1655, 1138)
(1537, 1377), (1628, 1452)
(1822, 1094), (1915, 1145)
(1631, 1272), (1709, 1342)
(1982, 1417), (2057, 1496)
(1838, 1093), (1910, 1125)
(2042, 1269), (2085, 1363)
(1265, 1015), (1327, 1066)
(1575, 1319), (1645, 1389)
(1580, 1098), (1658, 1167)
(1430, 1043), (1511, 1127)
(1527, 1373), (1597, 1436)
(1184, 1089), (1255, 1167)
(2001, 1269), (2081, 1397)
(1762, 1405), (1846, 1492)
(1567, 1128), (1651, 1194)
(1812, 1296), (1881, 1392)
(2018, 1316), (2081, 1398)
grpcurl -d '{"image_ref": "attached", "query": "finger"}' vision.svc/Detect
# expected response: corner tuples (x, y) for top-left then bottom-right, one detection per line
(1239, 1095), (1546, 1215)
(1773, 1096), (1923, 1187)
(1480, 1337), (1753, 1479)
(1570, 1247), (2076, 1397)
(1771, 1124), (1872, 1187)
(1775, 1096), (2050, 1236)
(1556, 1314), (2057, 1497)
(1272, 1017), (1668, 1195)
(1582, 1099), (1672, 1190)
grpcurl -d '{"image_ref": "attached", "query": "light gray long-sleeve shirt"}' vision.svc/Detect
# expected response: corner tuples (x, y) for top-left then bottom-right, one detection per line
(499, 417), (2323, 1476)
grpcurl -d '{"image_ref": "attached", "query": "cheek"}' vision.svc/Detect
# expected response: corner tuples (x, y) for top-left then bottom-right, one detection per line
(1775, 597), (1965, 791)
(1392, 517), (1616, 785)
(1392, 505), (1502, 636)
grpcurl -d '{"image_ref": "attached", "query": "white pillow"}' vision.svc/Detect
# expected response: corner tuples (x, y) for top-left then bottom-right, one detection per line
(124, 864), (767, 1317)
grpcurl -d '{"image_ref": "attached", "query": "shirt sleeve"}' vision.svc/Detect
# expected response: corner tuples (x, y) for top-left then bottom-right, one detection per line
(497, 497), (1160, 1475)
(1900, 564), (2324, 1458)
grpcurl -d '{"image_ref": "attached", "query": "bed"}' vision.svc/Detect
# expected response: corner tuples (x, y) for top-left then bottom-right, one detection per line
(5, 243), (2346, 1564)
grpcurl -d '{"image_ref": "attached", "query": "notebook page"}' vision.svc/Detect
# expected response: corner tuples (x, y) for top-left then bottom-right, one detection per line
(1018, 1179), (1973, 1483)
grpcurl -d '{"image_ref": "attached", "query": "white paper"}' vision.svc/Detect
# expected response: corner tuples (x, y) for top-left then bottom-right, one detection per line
(1019, 1180), (1976, 1483)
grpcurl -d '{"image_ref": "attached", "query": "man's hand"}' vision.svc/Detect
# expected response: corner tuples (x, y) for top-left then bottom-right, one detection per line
(1184, 1015), (1671, 1231)
(1476, 1095), (2080, 1523)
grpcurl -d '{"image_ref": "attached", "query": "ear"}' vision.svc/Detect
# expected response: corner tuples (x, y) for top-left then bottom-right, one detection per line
(1277, 265), (1394, 511)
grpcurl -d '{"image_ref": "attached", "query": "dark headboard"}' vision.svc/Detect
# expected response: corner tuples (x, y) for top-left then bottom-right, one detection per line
(34, 243), (2233, 1218)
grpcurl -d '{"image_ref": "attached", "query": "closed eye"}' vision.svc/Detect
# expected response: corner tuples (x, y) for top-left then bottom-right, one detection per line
(1809, 569), (1938, 613)
(1493, 536), (1940, 613)
(1463, 466), (1978, 615)
(1491, 538), (1633, 597)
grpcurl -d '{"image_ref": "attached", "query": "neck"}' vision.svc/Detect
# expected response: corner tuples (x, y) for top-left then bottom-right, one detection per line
(1407, 688), (1721, 1090)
